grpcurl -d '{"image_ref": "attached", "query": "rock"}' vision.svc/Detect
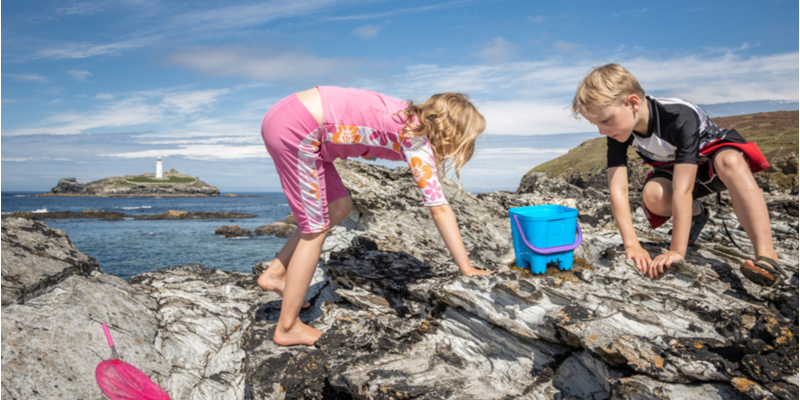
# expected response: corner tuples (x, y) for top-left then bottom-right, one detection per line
(4, 210), (127, 221)
(215, 225), (254, 237)
(6, 160), (798, 400)
(49, 177), (87, 194)
(1, 218), (170, 399)
(254, 214), (297, 238)
(1, 217), (100, 305)
(40, 171), (220, 197)
(135, 210), (257, 220)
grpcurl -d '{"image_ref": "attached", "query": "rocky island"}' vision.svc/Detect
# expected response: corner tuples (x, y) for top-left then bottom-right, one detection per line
(2, 111), (797, 399)
(39, 168), (220, 197)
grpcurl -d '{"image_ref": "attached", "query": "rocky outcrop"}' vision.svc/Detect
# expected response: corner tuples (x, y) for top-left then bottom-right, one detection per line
(1, 218), (171, 399)
(1, 217), (101, 305)
(3, 160), (797, 400)
(254, 214), (298, 238)
(215, 225), (255, 237)
(135, 210), (256, 220)
(49, 177), (87, 194)
(5, 210), (128, 221)
(40, 172), (220, 197)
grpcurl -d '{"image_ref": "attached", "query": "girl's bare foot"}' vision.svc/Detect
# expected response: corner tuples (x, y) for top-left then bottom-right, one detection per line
(273, 320), (322, 346)
(258, 269), (311, 308)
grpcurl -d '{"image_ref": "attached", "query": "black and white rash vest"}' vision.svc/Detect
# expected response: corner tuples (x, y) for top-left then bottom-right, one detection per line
(606, 96), (746, 168)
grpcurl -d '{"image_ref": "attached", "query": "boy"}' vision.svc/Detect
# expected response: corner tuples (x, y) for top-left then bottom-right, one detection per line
(571, 64), (787, 286)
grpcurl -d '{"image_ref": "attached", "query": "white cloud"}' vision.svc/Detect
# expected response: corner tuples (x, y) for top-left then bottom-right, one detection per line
(477, 37), (517, 64)
(528, 15), (545, 23)
(103, 144), (268, 160)
(96, 93), (115, 100)
(55, 2), (107, 15)
(67, 70), (92, 81)
(553, 40), (583, 53)
(33, 36), (160, 60)
(477, 147), (571, 155)
(167, 47), (358, 82)
(480, 100), (593, 135)
(170, 0), (342, 31)
(7, 73), (49, 82)
(351, 24), (382, 38)
(159, 89), (231, 115)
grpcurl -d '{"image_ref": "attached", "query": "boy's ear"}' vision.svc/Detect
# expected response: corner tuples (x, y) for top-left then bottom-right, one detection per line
(627, 94), (642, 112)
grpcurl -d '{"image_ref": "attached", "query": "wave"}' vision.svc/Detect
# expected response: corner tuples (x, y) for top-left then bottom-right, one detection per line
(115, 206), (153, 210)
(32, 208), (48, 213)
(230, 237), (250, 240)
(14, 195), (28, 197)
(141, 232), (163, 236)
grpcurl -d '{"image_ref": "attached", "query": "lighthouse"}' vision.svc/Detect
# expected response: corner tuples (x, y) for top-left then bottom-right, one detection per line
(156, 157), (163, 178)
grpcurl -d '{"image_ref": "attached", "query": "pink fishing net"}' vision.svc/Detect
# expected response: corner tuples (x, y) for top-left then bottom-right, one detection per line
(96, 359), (171, 400)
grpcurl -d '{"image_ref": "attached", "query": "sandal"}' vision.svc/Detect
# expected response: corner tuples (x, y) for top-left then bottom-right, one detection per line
(740, 256), (788, 287)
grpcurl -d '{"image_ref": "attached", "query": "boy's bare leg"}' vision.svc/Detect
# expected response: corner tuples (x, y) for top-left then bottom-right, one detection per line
(713, 150), (779, 265)
(258, 196), (353, 305)
(642, 178), (702, 218)
(273, 230), (327, 346)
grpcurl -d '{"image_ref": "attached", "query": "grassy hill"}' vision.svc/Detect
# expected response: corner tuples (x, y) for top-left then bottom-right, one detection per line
(528, 111), (798, 191)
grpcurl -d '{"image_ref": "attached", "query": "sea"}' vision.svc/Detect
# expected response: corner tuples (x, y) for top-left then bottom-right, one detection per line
(1, 192), (292, 279)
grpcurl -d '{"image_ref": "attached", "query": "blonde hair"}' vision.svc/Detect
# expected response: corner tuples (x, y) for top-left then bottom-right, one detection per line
(572, 64), (645, 118)
(399, 93), (485, 191)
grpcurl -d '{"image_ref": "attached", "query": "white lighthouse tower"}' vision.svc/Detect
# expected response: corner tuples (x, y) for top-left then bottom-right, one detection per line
(156, 156), (163, 179)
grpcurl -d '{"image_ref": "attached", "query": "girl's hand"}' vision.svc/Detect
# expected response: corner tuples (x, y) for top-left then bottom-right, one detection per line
(646, 251), (683, 279)
(625, 245), (652, 274)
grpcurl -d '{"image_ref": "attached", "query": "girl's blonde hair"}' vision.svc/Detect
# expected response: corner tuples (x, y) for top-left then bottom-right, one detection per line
(399, 93), (485, 191)
(572, 63), (645, 119)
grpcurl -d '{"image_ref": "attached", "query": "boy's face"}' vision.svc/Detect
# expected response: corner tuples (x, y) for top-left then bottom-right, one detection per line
(583, 97), (638, 143)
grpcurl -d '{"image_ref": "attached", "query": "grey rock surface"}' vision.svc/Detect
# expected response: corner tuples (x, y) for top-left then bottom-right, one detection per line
(3, 160), (797, 400)
(1, 218), (170, 400)
(1, 217), (100, 305)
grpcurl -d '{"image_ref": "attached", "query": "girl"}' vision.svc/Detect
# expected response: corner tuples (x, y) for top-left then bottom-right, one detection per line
(258, 86), (492, 346)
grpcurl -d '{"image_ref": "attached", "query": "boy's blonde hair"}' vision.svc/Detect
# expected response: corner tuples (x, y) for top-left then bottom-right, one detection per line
(400, 93), (485, 191)
(572, 64), (646, 118)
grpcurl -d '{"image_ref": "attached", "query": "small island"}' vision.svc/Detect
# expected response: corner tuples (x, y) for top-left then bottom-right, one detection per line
(39, 157), (220, 197)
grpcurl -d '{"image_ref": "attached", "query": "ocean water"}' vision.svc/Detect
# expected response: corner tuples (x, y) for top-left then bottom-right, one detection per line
(1, 192), (292, 279)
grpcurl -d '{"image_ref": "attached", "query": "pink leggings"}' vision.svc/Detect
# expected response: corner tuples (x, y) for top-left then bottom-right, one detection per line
(261, 94), (350, 233)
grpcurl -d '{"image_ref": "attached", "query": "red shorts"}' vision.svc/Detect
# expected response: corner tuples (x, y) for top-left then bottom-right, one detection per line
(642, 141), (769, 229)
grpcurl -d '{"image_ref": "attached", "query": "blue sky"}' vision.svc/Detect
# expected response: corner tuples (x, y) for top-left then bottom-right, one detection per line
(2, 0), (798, 193)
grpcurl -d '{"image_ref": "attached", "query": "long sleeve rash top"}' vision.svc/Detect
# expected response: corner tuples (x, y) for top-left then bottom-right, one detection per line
(316, 86), (448, 206)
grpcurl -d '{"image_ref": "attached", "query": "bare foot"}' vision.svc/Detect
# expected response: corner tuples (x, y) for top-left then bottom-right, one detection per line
(258, 269), (311, 308)
(273, 320), (322, 346)
(461, 268), (495, 277)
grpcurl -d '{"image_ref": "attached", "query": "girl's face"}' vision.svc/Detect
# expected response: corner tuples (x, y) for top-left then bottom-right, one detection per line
(584, 100), (637, 143)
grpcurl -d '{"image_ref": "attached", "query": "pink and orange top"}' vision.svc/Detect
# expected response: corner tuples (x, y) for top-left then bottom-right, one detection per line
(314, 86), (448, 206)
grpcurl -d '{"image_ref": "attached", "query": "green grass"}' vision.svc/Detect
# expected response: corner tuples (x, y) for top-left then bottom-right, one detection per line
(528, 111), (799, 186)
(126, 175), (196, 184)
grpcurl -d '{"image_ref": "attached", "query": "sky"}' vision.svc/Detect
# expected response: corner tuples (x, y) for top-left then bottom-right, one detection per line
(2, 0), (798, 193)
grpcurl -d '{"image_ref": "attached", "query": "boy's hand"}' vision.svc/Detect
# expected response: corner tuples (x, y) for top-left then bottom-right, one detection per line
(646, 251), (683, 279)
(626, 245), (653, 274)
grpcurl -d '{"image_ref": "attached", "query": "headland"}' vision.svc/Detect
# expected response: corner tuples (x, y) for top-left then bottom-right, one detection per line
(38, 168), (220, 197)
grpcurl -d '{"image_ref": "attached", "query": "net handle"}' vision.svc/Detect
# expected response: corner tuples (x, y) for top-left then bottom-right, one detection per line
(102, 323), (119, 359)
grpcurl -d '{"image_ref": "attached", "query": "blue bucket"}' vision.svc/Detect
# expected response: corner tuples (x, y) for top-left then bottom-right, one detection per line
(509, 205), (582, 274)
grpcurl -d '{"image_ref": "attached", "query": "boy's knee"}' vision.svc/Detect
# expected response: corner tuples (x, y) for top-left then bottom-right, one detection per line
(714, 151), (748, 178)
(642, 181), (670, 215)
